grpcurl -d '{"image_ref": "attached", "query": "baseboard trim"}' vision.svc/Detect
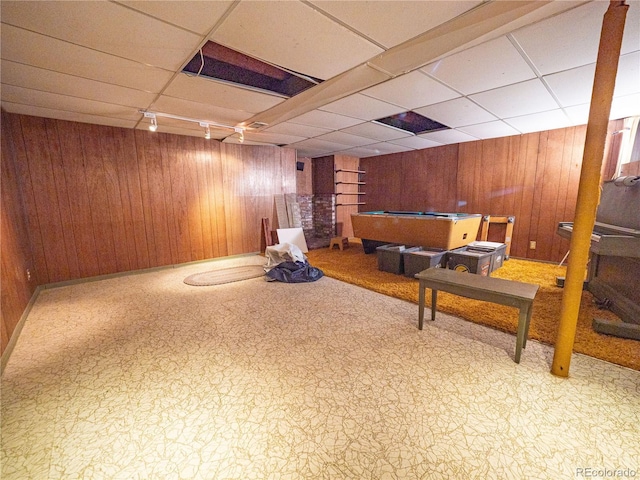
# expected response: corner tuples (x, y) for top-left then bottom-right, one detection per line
(1, 285), (43, 375)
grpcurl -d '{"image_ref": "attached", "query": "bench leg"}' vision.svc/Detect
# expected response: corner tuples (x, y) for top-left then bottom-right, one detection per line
(515, 304), (532, 364)
(418, 281), (425, 329)
(431, 289), (437, 322)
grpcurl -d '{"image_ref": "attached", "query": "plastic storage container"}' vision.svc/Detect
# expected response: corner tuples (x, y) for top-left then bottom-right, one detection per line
(403, 248), (447, 277)
(446, 246), (493, 276)
(376, 244), (420, 274)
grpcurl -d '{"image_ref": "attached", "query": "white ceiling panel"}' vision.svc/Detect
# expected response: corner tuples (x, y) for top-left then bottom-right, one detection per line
(117, 1), (234, 35)
(211, 1), (383, 80)
(0, 25), (174, 93)
(2, 85), (141, 121)
(422, 36), (536, 94)
(610, 93), (640, 121)
(0, 102), (138, 129)
(419, 129), (478, 144)
(243, 131), (307, 145)
(545, 50), (640, 109)
(415, 97), (497, 128)
(470, 79), (560, 119)
(512, 1), (640, 76)
(504, 110), (572, 134)
(313, 131), (377, 148)
(0, 1), (201, 70)
(320, 94), (405, 121)
(150, 95), (253, 126)
(341, 122), (412, 142)
(564, 104), (590, 126)
(544, 64), (596, 108)
(1, 61), (157, 109)
(308, 1), (481, 49)
(338, 142), (412, 158)
(289, 110), (363, 130)
(457, 121), (521, 140)
(163, 74), (285, 113)
(263, 122), (332, 138)
(361, 71), (460, 110)
(388, 136), (444, 150)
(288, 138), (348, 153)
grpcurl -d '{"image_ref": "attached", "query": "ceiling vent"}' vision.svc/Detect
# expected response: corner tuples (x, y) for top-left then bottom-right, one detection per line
(374, 111), (449, 135)
(183, 41), (322, 97)
(246, 121), (269, 130)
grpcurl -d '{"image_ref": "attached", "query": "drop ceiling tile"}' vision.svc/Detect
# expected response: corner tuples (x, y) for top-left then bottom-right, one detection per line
(163, 74), (285, 114)
(414, 98), (496, 128)
(0, 102), (138, 129)
(341, 122), (412, 141)
(288, 138), (348, 153)
(504, 109), (572, 134)
(457, 121), (521, 139)
(470, 79), (559, 118)
(244, 131), (307, 145)
(1, 2), (201, 70)
(313, 131), (377, 148)
(338, 142), (412, 158)
(511, 1), (640, 76)
(263, 122), (331, 138)
(422, 36), (536, 94)
(117, 1), (234, 35)
(151, 95), (253, 126)
(320, 94), (405, 121)
(1, 61), (157, 109)
(418, 129), (478, 144)
(0, 25), (174, 93)
(289, 110), (362, 130)
(361, 71), (460, 110)
(545, 51), (640, 110)
(211, 1), (383, 80)
(388, 136), (444, 150)
(609, 93), (640, 121)
(544, 64), (595, 108)
(563, 104), (590, 126)
(613, 51), (640, 98)
(1, 85), (141, 121)
(308, 1), (481, 49)
(294, 146), (332, 158)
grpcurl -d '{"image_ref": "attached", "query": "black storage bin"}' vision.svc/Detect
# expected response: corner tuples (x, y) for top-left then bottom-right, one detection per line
(403, 248), (447, 277)
(376, 244), (420, 274)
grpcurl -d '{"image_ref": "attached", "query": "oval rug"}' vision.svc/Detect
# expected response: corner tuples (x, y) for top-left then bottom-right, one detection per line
(184, 265), (265, 286)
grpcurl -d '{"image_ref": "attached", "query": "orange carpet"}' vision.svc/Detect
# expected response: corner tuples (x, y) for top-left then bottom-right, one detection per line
(306, 243), (639, 371)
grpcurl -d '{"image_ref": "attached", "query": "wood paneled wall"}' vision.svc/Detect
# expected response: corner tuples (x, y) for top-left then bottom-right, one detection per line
(1, 112), (37, 355)
(361, 121), (623, 262)
(2, 112), (296, 286)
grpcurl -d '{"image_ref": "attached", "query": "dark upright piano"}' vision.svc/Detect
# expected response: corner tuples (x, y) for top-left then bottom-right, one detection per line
(557, 177), (640, 340)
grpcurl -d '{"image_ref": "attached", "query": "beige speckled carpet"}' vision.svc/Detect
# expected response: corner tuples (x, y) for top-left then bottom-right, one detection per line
(306, 244), (639, 371)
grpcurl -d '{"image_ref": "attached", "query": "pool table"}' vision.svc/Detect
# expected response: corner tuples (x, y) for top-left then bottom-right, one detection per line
(351, 211), (483, 253)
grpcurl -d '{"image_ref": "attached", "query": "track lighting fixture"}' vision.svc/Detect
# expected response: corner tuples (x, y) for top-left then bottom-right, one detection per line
(139, 110), (245, 141)
(143, 112), (158, 132)
(200, 122), (211, 139)
(235, 127), (244, 143)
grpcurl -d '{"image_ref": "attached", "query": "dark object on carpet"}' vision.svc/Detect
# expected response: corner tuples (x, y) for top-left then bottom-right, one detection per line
(266, 261), (324, 283)
(184, 265), (265, 286)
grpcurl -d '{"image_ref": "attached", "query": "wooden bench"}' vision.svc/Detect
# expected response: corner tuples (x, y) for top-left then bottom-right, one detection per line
(416, 268), (539, 363)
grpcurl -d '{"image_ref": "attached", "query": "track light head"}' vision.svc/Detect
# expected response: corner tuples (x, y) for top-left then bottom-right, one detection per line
(143, 112), (158, 132)
(201, 122), (211, 140)
(235, 127), (244, 143)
